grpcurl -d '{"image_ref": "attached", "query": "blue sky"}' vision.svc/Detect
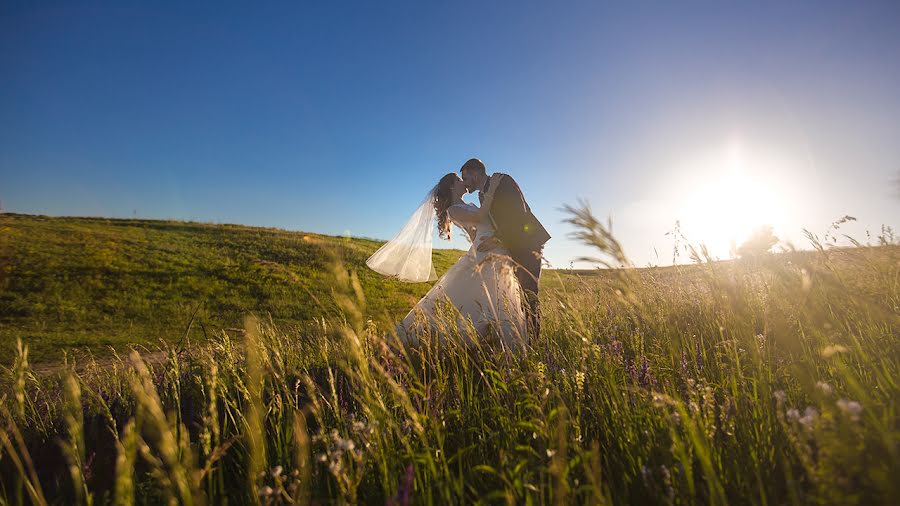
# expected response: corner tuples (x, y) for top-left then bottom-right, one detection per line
(2, 1), (899, 267)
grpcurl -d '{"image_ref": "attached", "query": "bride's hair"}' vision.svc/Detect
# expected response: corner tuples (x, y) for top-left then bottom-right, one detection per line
(433, 172), (461, 240)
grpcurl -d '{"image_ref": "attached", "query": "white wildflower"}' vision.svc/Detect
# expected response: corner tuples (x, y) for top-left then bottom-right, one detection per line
(821, 344), (848, 358)
(836, 399), (862, 421)
(815, 381), (833, 396)
(641, 465), (651, 484)
(799, 406), (818, 428)
(660, 465), (670, 481)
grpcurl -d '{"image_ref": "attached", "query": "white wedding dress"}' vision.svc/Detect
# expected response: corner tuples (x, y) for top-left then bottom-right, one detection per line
(397, 202), (527, 349)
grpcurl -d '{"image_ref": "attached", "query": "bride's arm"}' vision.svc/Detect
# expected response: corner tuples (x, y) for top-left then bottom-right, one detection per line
(447, 204), (479, 241)
(447, 198), (495, 223)
(463, 225), (477, 242)
(447, 203), (480, 222)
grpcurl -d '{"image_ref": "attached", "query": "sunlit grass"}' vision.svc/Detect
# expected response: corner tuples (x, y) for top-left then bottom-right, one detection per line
(0, 214), (465, 364)
(0, 205), (898, 504)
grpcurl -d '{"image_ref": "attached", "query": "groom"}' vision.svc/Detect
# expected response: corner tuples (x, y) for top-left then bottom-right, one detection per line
(460, 158), (551, 337)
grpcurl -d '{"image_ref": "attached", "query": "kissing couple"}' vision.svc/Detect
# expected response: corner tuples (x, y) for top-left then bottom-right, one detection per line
(367, 158), (550, 350)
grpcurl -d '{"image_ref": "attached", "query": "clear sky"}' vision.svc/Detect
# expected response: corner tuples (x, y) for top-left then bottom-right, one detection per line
(2, 1), (899, 267)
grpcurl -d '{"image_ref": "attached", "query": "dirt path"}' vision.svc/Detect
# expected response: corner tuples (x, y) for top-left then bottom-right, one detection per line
(28, 328), (247, 378)
(30, 349), (172, 377)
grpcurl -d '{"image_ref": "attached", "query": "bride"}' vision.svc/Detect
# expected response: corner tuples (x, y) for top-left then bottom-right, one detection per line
(366, 173), (527, 349)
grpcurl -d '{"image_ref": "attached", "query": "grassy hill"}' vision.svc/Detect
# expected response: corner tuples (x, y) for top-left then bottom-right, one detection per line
(1, 211), (899, 503)
(3, 213), (897, 365)
(0, 213), (466, 363)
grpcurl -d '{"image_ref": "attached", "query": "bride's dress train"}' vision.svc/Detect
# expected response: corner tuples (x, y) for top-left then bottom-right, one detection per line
(398, 202), (527, 348)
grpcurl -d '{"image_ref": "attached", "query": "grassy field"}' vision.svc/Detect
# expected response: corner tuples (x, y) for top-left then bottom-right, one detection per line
(0, 211), (898, 504)
(0, 213), (465, 364)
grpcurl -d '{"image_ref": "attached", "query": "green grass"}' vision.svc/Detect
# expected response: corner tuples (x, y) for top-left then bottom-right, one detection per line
(0, 213), (465, 364)
(0, 209), (898, 505)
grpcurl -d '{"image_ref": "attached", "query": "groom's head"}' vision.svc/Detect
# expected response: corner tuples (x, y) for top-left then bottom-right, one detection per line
(460, 158), (488, 193)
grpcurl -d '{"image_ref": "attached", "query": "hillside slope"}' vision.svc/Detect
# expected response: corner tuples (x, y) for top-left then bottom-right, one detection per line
(0, 213), (465, 362)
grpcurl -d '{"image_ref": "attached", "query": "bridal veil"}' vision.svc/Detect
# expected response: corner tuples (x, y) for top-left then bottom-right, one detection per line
(365, 186), (438, 282)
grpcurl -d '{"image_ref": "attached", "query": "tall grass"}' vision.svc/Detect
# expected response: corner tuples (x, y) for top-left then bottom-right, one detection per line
(1, 203), (898, 504)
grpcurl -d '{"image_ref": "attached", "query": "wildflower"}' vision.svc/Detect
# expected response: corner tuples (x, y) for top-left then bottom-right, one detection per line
(815, 381), (833, 396)
(608, 339), (623, 358)
(786, 408), (800, 422)
(719, 396), (735, 436)
(83, 452), (96, 482)
(626, 359), (639, 383)
(258, 486), (274, 497)
(695, 340), (703, 370)
(661, 465), (675, 500)
(659, 465), (670, 481)
(836, 399), (862, 421)
(798, 407), (818, 429)
(755, 333), (766, 349)
(773, 390), (786, 403)
(639, 356), (652, 387)
(689, 400), (701, 416)
(652, 392), (668, 408)
(641, 465), (651, 483)
(328, 460), (342, 475)
(271, 465), (283, 478)
(546, 449), (556, 458)
(821, 344), (848, 358)
(391, 464), (414, 506)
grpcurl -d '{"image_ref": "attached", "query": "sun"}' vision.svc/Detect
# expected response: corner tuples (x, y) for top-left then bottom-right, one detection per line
(674, 140), (791, 259)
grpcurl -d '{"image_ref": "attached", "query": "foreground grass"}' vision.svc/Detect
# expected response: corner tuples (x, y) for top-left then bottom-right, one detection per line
(0, 213), (465, 364)
(1, 210), (898, 504)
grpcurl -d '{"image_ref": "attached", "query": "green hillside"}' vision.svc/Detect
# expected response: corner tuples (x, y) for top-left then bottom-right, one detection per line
(2, 211), (899, 503)
(0, 213), (465, 363)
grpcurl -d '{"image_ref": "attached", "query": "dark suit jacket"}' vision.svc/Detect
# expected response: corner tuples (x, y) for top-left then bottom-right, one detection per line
(482, 173), (550, 257)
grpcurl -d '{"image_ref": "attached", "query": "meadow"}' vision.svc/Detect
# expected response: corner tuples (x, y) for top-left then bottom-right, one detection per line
(0, 214), (464, 365)
(0, 210), (898, 504)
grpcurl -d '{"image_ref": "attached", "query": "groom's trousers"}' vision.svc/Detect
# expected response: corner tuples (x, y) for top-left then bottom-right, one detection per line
(512, 247), (543, 339)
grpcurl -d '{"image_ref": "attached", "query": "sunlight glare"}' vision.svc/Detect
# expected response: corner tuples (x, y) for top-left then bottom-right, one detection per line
(676, 139), (792, 259)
